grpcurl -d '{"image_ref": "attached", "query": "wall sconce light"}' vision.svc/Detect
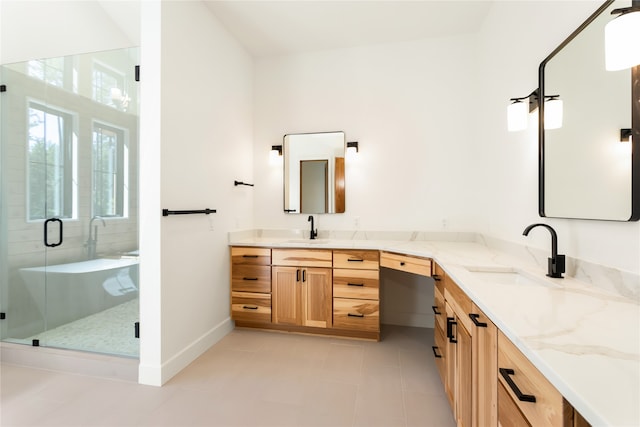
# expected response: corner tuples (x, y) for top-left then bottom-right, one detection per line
(605, 0), (640, 71)
(271, 145), (283, 156)
(346, 141), (359, 155)
(507, 89), (563, 132)
(620, 128), (633, 142)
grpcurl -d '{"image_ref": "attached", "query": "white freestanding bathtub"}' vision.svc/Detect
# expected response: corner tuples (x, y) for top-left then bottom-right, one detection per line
(20, 257), (139, 330)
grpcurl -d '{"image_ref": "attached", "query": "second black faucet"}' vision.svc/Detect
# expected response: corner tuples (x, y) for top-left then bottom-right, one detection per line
(522, 223), (565, 278)
(308, 215), (318, 240)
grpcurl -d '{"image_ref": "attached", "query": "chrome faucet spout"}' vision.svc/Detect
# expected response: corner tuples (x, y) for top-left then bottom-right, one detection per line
(522, 223), (565, 278)
(87, 216), (106, 259)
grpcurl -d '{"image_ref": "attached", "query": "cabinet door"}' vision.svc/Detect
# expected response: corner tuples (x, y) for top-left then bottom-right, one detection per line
(445, 302), (457, 411)
(456, 320), (472, 427)
(272, 266), (300, 326)
(302, 267), (332, 328)
(472, 304), (498, 427)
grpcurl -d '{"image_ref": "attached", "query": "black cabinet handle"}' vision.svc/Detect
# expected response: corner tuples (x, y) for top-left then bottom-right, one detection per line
(432, 346), (442, 358)
(242, 305), (258, 310)
(446, 317), (457, 343)
(432, 305), (441, 315)
(243, 277), (259, 281)
(242, 255), (258, 258)
(499, 368), (536, 403)
(296, 269), (300, 282)
(347, 259), (364, 262)
(302, 269), (306, 282)
(347, 283), (365, 287)
(44, 218), (63, 248)
(348, 313), (364, 318)
(469, 313), (487, 328)
(433, 274), (442, 281)
(400, 262), (406, 266)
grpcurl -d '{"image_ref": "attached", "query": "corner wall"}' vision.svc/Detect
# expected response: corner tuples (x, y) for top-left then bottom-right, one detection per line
(475, 1), (640, 275)
(139, 0), (253, 385)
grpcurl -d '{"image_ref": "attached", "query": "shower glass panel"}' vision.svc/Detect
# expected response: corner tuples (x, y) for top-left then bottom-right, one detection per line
(0, 47), (139, 357)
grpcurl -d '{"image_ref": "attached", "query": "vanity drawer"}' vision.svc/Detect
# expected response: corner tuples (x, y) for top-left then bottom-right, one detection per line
(333, 298), (379, 332)
(231, 247), (271, 265)
(380, 251), (432, 277)
(333, 269), (379, 300)
(231, 265), (271, 293)
(433, 323), (447, 387)
(433, 285), (446, 332)
(272, 249), (333, 268)
(231, 292), (271, 323)
(432, 263), (445, 295)
(333, 250), (379, 270)
(498, 331), (563, 426)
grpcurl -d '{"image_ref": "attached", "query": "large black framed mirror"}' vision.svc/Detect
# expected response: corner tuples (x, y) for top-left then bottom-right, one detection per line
(539, 0), (639, 221)
(283, 131), (346, 214)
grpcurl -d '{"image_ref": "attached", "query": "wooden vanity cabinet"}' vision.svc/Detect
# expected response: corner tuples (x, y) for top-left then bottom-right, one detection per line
(230, 247), (272, 324)
(272, 249), (332, 328)
(435, 265), (497, 427)
(332, 250), (380, 339)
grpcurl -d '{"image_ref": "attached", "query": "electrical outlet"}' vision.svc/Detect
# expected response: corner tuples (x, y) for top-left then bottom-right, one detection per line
(442, 219), (448, 230)
(354, 216), (360, 228)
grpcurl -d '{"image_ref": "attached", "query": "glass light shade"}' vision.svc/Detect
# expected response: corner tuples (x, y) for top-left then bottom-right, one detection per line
(605, 11), (640, 71)
(544, 98), (563, 130)
(507, 101), (528, 132)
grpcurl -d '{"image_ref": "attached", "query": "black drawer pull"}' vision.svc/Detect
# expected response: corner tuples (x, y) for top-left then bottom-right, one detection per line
(469, 313), (487, 327)
(347, 283), (365, 287)
(347, 258), (364, 262)
(499, 368), (536, 403)
(432, 346), (442, 358)
(243, 277), (259, 281)
(446, 317), (457, 343)
(296, 269), (300, 282)
(242, 305), (258, 310)
(400, 262), (406, 266)
(302, 270), (306, 282)
(432, 305), (441, 315)
(348, 313), (364, 318)
(433, 274), (442, 281)
(242, 255), (258, 258)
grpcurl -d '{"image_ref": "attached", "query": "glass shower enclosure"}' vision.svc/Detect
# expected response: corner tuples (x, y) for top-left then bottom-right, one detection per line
(0, 47), (139, 357)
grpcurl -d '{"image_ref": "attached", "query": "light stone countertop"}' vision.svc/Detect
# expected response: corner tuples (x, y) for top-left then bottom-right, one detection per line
(229, 230), (640, 427)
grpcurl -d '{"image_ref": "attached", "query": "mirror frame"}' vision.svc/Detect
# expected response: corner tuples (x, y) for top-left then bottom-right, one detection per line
(538, 0), (640, 221)
(282, 131), (346, 214)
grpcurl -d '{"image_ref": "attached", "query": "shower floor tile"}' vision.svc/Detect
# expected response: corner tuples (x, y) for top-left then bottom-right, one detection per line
(26, 299), (139, 357)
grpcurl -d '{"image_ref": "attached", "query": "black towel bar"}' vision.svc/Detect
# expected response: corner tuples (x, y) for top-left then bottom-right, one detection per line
(234, 180), (254, 187)
(162, 209), (216, 216)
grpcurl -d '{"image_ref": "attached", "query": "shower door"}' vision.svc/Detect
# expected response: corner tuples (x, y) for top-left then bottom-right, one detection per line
(0, 48), (140, 357)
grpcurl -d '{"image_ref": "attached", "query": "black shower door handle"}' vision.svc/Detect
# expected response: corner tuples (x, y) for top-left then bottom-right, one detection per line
(44, 218), (63, 247)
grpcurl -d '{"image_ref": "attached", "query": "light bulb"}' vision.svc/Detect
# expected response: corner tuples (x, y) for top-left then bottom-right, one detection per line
(544, 98), (563, 130)
(605, 11), (640, 71)
(507, 101), (528, 132)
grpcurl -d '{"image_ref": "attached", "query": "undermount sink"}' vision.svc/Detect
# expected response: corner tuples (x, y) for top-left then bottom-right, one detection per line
(464, 267), (558, 288)
(285, 239), (329, 244)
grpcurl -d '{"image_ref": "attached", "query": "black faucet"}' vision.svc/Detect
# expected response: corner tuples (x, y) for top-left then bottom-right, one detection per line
(308, 215), (318, 240)
(522, 223), (565, 278)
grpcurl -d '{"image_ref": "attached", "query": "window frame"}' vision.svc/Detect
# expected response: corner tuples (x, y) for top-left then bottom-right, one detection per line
(91, 120), (128, 219)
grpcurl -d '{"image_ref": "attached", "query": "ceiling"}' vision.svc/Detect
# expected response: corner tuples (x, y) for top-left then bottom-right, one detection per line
(203, 1), (494, 58)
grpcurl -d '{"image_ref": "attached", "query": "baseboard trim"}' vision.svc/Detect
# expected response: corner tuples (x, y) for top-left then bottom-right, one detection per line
(138, 317), (233, 386)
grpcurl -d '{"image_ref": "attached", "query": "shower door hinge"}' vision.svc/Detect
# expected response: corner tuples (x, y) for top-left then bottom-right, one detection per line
(32, 339), (40, 347)
(134, 321), (140, 338)
(0, 312), (6, 319)
(135, 66), (140, 82)
(0, 85), (6, 92)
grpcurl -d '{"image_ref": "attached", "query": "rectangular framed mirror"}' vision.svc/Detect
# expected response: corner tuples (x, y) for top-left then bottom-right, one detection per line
(283, 131), (345, 214)
(539, 0), (639, 221)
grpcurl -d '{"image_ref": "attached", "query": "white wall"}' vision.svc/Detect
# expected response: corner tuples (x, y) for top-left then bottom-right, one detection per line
(138, 0), (253, 385)
(253, 35), (482, 233)
(475, 1), (640, 275)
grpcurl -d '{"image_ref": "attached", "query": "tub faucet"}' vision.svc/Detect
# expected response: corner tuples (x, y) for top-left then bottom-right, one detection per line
(522, 223), (565, 278)
(87, 216), (106, 259)
(308, 215), (317, 240)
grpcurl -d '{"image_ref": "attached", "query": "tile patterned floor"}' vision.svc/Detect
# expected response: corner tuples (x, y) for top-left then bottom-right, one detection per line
(1, 325), (455, 427)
